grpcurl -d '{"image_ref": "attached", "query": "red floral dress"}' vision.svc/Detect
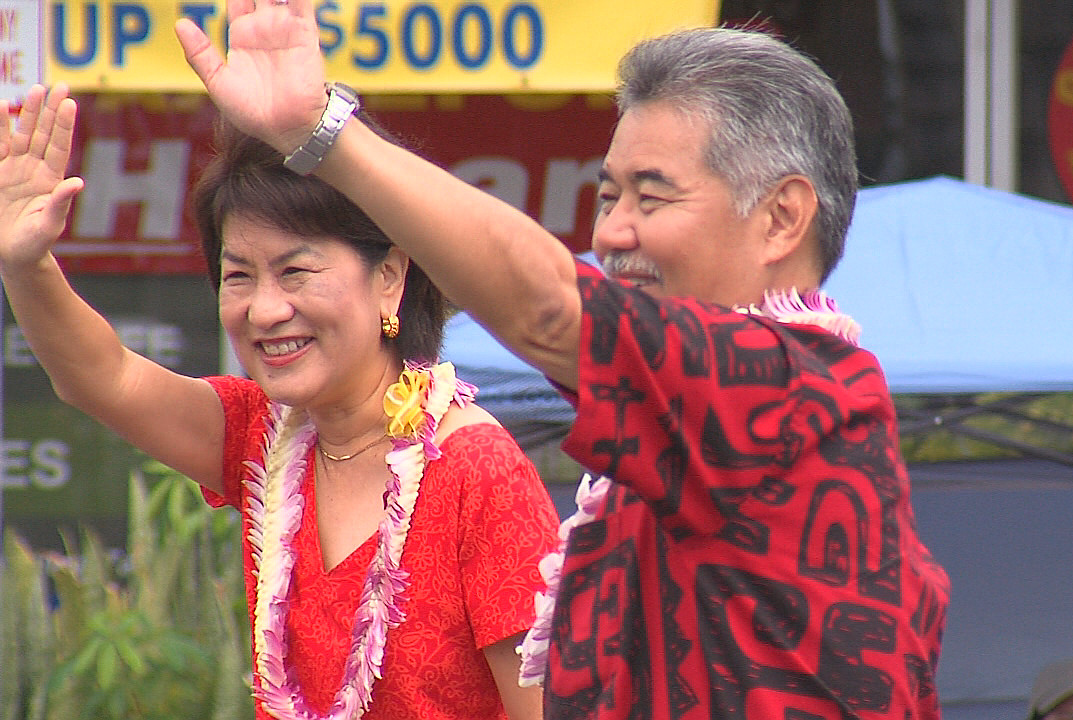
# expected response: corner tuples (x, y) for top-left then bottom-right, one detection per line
(204, 374), (561, 720)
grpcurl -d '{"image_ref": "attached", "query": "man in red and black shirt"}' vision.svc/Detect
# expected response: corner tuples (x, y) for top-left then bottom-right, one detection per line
(548, 259), (948, 719)
(180, 13), (950, 720)
(540, 31), (947, 719)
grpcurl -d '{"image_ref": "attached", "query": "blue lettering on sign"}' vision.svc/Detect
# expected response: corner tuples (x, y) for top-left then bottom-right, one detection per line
(112, 3), (150, 65)
(179, 3), (217, 34)
(324, 1), (544, 73)
(402, 4), (440, 70)
(315, 0), (344, 56)
(453, 4), (492, 69)
(48, 0), (544, 74)
(51, 3), (97, 66)
(502, 2), (542, 68)
(51, 3), (152, 68)
(352, 2), (388, 68)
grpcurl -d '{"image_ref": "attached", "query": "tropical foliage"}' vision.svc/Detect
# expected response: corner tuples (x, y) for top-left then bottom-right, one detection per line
(1, 461), (254, 720)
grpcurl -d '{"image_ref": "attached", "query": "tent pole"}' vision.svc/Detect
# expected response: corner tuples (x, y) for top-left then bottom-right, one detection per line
(964, 0), (1020, 191)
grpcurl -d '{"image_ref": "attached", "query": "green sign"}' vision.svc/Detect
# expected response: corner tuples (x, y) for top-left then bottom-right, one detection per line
(3, 274), (220, 548)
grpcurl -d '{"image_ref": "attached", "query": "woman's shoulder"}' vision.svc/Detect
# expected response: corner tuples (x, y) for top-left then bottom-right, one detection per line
(431, 403), (534, 478)
(204, 374), (272, 435)
(435, 401), (501, 444)
(205, 373), (265, 403)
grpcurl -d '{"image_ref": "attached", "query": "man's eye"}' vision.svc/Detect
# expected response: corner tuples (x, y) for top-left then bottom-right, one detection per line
(597, 192), (619, 210)
(221, 270), (248, 283)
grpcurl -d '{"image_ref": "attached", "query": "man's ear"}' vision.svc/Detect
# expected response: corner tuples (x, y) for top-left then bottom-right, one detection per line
(378, 247), (410, 316)
(760, 175), (819, 265)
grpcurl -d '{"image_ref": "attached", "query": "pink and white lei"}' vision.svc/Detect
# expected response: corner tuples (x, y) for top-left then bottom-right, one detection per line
(244, 361), (476, 720)
(734, 286), (861, 346)
(516, 287), (859, 686)
(516, 473), (612, 686)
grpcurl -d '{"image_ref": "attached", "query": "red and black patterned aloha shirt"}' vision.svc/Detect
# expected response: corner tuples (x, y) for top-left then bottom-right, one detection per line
(546, 261), (950, 720)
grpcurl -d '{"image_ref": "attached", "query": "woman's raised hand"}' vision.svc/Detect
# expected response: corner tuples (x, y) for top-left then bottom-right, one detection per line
(0, 84), (84, 272)
(175, 0), (330, 157)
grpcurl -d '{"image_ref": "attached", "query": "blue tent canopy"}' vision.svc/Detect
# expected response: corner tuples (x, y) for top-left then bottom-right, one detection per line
(442, 310), (575, 448)
(825, 175), (1073, 394)
(443, 176), (1073, 446)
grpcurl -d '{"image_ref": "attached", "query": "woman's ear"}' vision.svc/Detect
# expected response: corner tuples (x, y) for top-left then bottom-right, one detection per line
(760, 175), (819, 265)
(378, 247), (410, 315)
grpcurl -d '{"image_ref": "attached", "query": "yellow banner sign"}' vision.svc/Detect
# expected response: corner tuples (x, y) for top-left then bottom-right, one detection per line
(46, 0), (719, 92)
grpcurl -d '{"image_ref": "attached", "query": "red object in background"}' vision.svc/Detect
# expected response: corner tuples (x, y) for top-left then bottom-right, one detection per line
(58, 93), (616, 275)
(1048, 35), (1073, 203)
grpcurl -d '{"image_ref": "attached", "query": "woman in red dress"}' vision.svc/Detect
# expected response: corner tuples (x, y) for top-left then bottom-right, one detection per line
(0, 87), (560, 720)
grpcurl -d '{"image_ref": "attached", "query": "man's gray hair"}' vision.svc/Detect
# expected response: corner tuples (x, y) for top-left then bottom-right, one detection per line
(615, 27), (858, 282)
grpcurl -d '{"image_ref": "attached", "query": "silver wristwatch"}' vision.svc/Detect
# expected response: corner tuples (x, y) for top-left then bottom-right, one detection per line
(283, 82), (361, 175)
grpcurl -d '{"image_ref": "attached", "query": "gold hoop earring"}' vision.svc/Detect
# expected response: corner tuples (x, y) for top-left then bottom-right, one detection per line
(381, 314), (400, 339)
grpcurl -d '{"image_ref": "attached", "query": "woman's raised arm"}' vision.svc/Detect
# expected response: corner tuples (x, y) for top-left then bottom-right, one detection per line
(0, 85), (227, 493)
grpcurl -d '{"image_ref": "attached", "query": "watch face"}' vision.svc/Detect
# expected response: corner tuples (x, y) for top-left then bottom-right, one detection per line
(331, 82), (360, 106)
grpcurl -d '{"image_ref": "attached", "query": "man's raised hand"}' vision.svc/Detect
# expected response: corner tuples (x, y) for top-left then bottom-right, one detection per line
(174, 0), (330, 156)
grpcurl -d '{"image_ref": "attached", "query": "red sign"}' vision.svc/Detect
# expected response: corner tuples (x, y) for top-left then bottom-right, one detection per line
(58, 93), (616, 274)
(1048, 35), (1073, 203)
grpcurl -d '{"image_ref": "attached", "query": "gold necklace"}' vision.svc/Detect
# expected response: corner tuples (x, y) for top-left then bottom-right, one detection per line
(318, 434), (388, 462)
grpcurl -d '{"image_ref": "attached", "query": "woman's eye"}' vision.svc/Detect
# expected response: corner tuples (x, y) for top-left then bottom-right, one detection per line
(281, 267), (312, 280)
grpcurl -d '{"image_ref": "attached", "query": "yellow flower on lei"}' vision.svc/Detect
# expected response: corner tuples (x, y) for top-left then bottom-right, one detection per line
(384, 368), (430, 439)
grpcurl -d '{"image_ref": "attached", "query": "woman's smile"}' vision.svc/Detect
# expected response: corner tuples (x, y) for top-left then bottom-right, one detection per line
(257, 336), (314, 365)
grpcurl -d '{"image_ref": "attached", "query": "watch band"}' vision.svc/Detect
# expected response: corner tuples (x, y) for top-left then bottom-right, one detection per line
(283, 82), (361, 175)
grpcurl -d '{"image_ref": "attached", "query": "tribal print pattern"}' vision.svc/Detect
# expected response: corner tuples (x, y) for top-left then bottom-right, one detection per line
(548, 264), (949, 720)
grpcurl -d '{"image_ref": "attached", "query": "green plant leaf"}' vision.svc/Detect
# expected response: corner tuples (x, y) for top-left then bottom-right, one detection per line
(113, 637), (148, 677)
(96, 643), (119, 691)
(47, 561), (89, 648)
(69, 636), (104, 677)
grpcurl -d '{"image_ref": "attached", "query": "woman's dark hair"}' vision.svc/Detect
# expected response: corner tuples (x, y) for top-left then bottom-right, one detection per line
(192, 114), (446, 364)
